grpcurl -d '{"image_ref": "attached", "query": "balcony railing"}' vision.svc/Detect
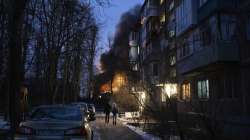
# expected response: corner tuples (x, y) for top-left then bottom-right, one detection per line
(177, 40), (239, 74)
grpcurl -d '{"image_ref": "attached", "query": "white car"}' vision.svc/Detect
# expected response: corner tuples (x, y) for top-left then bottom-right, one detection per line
(15, 105), (94, 140)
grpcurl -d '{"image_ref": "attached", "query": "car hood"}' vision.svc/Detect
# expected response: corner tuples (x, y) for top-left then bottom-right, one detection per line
(20, 120), (83, 130)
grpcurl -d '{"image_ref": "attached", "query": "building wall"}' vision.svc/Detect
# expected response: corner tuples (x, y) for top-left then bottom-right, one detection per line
(131, 0), (250, 118)
(175, 0), (198, 36)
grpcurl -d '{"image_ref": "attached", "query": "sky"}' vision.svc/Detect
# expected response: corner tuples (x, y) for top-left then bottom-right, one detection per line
(94, 0), (144, 66)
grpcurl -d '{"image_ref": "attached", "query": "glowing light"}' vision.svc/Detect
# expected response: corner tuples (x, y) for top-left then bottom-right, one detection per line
(164, 84), (177, 97)
(138, 91), (146, 112)
(99, 72), (127, 93)
(159, 83), (178, 102)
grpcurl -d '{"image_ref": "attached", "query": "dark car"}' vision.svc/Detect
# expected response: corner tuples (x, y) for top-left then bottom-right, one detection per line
(15, 105), (94, 140)
(72, 102), (95, 121)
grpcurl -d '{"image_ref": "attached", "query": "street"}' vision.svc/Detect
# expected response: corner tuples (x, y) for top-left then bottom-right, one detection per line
(92, 114), (144, 140)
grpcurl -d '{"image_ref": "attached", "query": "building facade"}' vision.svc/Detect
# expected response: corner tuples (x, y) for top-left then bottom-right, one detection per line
(129, 0), (250, 138)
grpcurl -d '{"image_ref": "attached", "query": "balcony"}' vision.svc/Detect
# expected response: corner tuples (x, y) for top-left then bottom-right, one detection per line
(141, 42), (161, 64)
(198, 0), (238, 21)
(129, 40), (138, 47)
(146, 0), (160, 18)
(129, 32), (139, 47)
(175, 0), (197, 36)
(146, 5), (159, 18)
(177, 41), (239, 74)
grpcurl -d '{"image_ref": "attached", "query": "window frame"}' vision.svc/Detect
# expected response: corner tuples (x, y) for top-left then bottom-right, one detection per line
(181, 82), (191, 100)
(197, 79), (209, 100)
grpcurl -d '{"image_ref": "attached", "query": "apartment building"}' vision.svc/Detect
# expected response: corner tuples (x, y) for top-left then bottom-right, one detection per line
(238, 0), (250, 116)
(129, 0), (250, 138)
(175, 0), (247, 118)
(129, 0), (250, 112)
(138, 0), (163, 105)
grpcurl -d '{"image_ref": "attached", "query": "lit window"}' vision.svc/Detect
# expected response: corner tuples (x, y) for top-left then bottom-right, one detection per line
(160, 0), (164, 5)
(162, 84), (177, 102)
(182, 83), (191, 100)
(162, 92), (167, 102)
(160, 13), (166, 23)
(197, 80), (209, 99)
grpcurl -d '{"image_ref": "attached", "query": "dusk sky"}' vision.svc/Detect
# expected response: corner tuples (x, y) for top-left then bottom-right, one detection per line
(95, 0), (144, 66)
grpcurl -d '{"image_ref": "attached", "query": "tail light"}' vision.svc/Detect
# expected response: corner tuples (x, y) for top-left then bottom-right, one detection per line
(64, 127), (87, 136)
(17, 126), (35, 135)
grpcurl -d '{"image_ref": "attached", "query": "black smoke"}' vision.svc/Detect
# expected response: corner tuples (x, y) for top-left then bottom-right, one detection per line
(93, 5), (141, 98)
(101, 4), (141, 72)
(112, 4), (141, 56)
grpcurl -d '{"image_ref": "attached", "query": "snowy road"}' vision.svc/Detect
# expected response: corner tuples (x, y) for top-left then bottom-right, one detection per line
(91, 115), (144, 140)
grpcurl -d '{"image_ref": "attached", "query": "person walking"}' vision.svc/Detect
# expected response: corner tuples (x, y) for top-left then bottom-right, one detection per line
(104, 103), (111, 124)
(112, 103), (118, 125)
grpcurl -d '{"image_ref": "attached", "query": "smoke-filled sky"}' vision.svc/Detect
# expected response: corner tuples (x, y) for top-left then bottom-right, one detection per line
(95, 0), (144, 68)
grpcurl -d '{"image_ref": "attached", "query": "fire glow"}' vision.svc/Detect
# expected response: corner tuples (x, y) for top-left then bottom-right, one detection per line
(100, 72), (127, 93)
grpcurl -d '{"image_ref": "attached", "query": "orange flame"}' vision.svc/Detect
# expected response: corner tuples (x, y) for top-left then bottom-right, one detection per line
(100, 72), (127, 93)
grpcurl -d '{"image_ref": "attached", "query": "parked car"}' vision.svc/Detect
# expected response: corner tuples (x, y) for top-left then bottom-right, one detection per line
(87, 104), (96, 121)
(72, 102), (95, 121)
(71, 102), (88, 113)
(15, 105), (94, 140)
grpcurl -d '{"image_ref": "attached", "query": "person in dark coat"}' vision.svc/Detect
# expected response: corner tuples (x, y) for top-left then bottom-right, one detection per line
(104, 103), (111, 124)
(112, 103), (118, 125)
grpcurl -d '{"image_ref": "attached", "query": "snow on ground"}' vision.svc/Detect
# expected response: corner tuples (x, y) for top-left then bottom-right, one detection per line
(92, 125), (101, 140)
(0, 116), (10, 130)
(125, 123), (161, 140)
(118, 117), (161, 140)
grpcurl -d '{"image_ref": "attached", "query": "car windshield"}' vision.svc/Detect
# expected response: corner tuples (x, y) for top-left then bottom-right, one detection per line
(31, 106), (83, 121)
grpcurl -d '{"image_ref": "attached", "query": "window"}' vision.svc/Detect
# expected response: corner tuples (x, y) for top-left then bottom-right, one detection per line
(170, 55), (176, 66)
(182, 83), (191, 100)
(197, 80), (209, 99)
(223, 77), (238, 99)
(178, 39), (191, 59)
(162, 84), (178, 102)
(152, 63), (158, 76)
(169, 1), (174, 11)
(130, 32), (137, 41)
(200, 27), (211, 46)
(221, 15), (236, 41)
(170, 68), (176, 78)
(148, 0), (158, 7)
(199, 0), (208, 7)
(160, 0), (164, 5)
(176, 0), (196, 35)
(160, 13), (166, 23)
(162, 92), (167, 102)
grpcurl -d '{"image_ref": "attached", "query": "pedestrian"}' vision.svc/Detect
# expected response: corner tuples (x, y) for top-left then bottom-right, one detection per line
(112, 103), (118, 125)
(104, 103), (111, 124)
